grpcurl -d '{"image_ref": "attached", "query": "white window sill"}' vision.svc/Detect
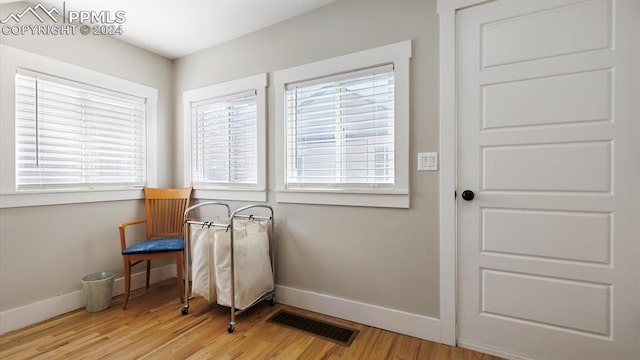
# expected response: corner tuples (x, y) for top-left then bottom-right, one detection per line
(193, 188), (266, 202)
(0, 189), (144, 208)
(276, 189), (409, 208)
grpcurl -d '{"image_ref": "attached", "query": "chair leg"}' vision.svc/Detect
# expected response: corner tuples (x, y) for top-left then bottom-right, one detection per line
(123, 257), (131, 310)
(176, 252), (185, 303)
(146, 260), (151, 289)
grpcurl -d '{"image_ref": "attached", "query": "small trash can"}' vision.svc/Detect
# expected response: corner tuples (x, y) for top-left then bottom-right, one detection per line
(81, 272), (115, 312)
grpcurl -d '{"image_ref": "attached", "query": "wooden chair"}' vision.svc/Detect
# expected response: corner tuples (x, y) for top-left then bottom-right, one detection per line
(119, 187), (192, 309)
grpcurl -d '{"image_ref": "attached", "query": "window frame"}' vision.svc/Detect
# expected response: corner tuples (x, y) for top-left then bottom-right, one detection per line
(274, 41), (411, 208)
(182, 73), (267, 202)
(0, 45), (158, 208)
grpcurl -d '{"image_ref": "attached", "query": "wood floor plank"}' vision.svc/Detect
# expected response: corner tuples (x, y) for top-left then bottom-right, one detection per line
(386, 334), (422, 359)
(361, 329), (397, 360)
(0, 279), (502, 359)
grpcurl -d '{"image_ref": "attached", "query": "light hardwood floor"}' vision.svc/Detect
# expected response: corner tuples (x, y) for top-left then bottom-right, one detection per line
(0, 279), (501, 359)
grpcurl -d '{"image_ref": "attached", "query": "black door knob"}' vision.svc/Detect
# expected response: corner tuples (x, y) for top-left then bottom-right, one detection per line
(461, 190), (474, 201)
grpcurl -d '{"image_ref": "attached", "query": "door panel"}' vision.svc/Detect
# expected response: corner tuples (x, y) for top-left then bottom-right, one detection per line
(457, 0), (639, 359)
(482, 142), (611, 192)
(481, 0), (611, 68)
(482, 70), (611, 129)
(482, 270), (610, 335)
(482, 208), (611, 263)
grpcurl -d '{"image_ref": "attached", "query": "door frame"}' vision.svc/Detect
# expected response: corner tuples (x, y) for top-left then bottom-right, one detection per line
(437, 0), (493, 346)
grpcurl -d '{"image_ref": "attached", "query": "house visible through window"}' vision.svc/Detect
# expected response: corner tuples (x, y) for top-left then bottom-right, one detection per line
(15, 70), (147, 190)
(285, 64), (395, 189)
(191, 90), (258, 186)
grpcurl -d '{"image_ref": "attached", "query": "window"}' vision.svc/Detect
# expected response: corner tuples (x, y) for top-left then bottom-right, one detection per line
(274, 41), (411, 208)
(183, 73), (267, 201)
(15, 71), (146, 190)
(0, 45), (158, 208)
(285, 64), (395, 188)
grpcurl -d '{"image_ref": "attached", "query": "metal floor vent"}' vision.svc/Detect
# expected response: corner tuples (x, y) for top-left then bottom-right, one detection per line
(267, 310), (358, 346)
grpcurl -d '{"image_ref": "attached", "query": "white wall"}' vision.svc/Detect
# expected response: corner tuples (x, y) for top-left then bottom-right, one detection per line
(174, 0), (440, 318)
(0, 1), (173, 319)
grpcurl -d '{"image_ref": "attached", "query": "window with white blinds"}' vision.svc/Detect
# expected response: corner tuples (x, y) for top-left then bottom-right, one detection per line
(275, 40), (410, 208)
(14, 71), (147, 190)
(285, 64), (395, 189)
(191, 90), (258, 186)
(183, 73), (266, 201)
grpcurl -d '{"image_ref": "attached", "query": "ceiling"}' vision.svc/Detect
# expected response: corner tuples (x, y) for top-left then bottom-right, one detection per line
(3, 0), (336, 59)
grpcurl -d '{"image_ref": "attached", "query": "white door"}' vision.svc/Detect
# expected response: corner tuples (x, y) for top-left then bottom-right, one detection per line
(456, 0), (639, 359)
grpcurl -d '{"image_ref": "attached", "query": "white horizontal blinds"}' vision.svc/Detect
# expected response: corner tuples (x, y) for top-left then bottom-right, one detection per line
(15, 71), (147, 189)
(191, 90), (258, 186)
(285, 64), (395, 189)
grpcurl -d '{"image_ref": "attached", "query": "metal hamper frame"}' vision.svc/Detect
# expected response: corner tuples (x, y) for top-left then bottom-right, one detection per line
(180, 202), (275, 333)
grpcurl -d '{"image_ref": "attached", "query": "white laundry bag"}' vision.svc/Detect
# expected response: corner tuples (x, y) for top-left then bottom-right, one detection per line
(213, 219), (274, 310)
(189, 224), (218, 303)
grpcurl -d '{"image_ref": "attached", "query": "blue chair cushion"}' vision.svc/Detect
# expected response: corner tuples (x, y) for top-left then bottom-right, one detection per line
(122, 237), (184, 255)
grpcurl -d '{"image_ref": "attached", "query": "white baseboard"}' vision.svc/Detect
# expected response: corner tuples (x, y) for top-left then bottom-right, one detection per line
(458, 340), (535, 360)
(0, 264), (177, 334)
(2, 275), (442, 342)
(275, 285), (442, 343)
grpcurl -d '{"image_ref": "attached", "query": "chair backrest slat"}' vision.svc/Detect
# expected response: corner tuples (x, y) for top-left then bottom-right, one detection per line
(144, 187), (192, 239)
